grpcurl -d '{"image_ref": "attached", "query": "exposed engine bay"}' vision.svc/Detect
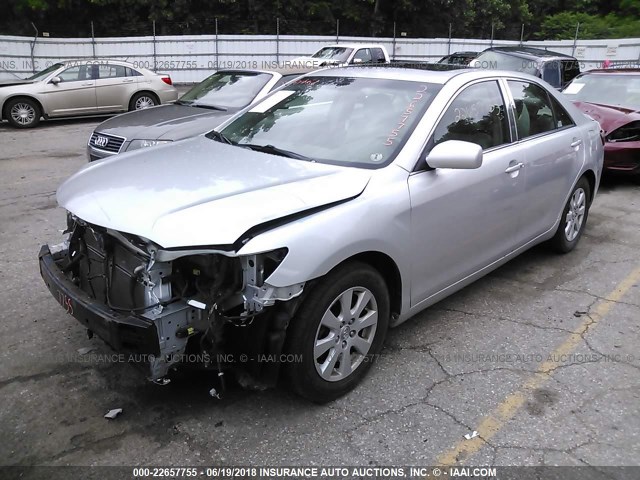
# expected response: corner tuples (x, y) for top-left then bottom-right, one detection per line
(45, 214), (305, 387)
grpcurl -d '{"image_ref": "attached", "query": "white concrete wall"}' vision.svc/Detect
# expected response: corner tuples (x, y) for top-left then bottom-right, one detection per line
(1, 33), (638, 83)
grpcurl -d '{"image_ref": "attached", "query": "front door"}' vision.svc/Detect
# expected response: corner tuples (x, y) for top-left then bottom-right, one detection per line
(44, 65), (97, 116)
(408, 80), (523, 305)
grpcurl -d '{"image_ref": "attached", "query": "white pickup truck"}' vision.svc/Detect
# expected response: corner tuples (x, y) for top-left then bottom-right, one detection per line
(292, 43), (390, 68)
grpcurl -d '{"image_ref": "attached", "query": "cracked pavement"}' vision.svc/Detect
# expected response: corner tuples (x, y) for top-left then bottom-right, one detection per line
(0, 117), (639, 472)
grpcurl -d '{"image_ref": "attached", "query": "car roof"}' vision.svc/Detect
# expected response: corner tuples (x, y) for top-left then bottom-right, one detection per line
(322, 43), (385, 49)
(306, 65), (527, 85)
(215, 67), (318, 76)
(60, 59), (136, 67)
(485, 46), (575, 60)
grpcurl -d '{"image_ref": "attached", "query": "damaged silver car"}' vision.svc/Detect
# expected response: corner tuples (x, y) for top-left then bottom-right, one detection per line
(39, 67), (603, 402)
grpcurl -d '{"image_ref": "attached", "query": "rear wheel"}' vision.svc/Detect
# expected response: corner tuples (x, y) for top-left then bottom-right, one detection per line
(5, 97), (41, 128)
(550, 177), (591, 253)
(129, 92), (158, 111)
(285, 262), (390, 403)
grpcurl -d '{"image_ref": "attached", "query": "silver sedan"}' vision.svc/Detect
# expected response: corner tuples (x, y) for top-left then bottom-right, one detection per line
(39, 67), (603, 402)
(0, 59), (178, 128)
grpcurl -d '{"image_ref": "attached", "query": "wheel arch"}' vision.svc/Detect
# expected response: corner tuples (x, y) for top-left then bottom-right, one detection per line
(129, 90), (160, 109)
(329, 251), (402, 319)
(1, 95), (45, 120)
(581, 169), (597, 206)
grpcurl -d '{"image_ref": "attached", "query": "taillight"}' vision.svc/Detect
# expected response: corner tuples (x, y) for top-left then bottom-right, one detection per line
(606, 121), (640, 143)
(161, 75), (172, 86)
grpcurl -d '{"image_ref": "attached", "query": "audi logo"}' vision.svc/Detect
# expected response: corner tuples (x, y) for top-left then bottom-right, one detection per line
(94, 135), (109, 148)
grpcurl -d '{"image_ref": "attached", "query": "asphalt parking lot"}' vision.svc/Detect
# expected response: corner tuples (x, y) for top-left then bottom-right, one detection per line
(0, 117), (639, 473)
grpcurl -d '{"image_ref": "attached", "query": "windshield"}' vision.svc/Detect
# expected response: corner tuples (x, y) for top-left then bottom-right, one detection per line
(179, 72), (272, 110)
(26, 63), (63, 81)
(213, 76), (441, 168)
(472, 51), (539, 76)
(563, 74), (640, 110)
(311, 47), (354, 63)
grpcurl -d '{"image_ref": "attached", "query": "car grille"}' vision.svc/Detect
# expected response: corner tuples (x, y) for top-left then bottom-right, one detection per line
(88, 132), (126, 154)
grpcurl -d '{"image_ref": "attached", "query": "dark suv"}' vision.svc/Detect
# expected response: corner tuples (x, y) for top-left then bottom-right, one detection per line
(471, 46), (581, 89)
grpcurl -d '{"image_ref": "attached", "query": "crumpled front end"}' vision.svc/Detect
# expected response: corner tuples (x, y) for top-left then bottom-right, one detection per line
(39, 214), (304, 384)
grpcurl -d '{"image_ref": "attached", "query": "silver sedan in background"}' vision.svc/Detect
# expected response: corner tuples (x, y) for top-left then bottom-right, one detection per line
(0, 59), (178, 128)
(39, 67), (603, 403)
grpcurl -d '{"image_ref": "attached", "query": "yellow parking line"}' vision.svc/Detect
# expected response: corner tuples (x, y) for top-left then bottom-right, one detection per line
(436, 264), (640, 466)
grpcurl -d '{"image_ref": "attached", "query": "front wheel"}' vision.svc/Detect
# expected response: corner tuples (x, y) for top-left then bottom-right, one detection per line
(129, 92), (158, 111)
(550, 177), (591, 253)
(285, 262), (390, 403)
(5, 97), (41, 128)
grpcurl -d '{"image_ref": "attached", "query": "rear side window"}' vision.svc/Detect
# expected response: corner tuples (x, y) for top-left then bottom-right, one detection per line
(126, 67), (142, 77)
(372, 48), (386, 63)
(508, 80), (563, 139)
(561, 60), (580, 87)
(98, 65), (127, 79)
(549, 95), (574, 129)
(542, 62), (560, 88)
(432, 80), (510, 150)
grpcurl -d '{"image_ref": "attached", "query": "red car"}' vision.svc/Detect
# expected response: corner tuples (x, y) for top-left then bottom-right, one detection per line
(563, 69), (640, 182)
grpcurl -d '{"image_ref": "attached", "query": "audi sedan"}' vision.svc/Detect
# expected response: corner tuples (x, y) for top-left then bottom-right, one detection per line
(0, 59), (177, 128)
(87, 68), (314, 161)
(39, 67), (603, 403)
(562, 68), (640, 182)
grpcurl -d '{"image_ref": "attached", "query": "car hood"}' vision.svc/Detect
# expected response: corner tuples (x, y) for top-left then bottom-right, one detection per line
(57, 136), (371, 249)
(0, 79), (35, 87)
(572, 101), (640, 135)
(94, 104), (236, 142)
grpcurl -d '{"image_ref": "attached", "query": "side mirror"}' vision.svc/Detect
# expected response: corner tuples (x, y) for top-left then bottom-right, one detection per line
(50, 76), (61, 85)
(352, 58), (363, 64)
(425, 140), (483, 170)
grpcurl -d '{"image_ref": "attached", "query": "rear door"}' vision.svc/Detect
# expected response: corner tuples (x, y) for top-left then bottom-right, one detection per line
(44, 65), (97, 116)
(95, 64), (139, 112)
(505, 79), (581, 244)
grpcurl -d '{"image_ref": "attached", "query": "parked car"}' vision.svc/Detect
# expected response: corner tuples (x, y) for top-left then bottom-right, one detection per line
(471, 46), (580, 90)
(438, 51), (479, 65)
(292, 44), (390, 68)
(0, 59), (177, 128)
(562, 69), (640, 182)
(87, 67), (314, 161)
(39, 67), (603, 402)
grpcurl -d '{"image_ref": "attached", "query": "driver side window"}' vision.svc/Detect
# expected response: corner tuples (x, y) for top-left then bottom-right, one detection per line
(432, 81), (510, 150)
(57, 66), (91, 82)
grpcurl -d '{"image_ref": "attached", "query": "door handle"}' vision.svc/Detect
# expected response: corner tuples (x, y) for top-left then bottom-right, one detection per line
(570, 139), (583, 148)
(81, 82), (94, 86)
(122, 79), (134, 83)
(504, 162), (525, 173)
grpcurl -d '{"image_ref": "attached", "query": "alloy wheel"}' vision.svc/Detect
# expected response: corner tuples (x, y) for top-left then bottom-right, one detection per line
(564, 187), (586, 242)
(313, 286), (378, 382)
(134, 96), (155, 109)
(10, 103), (36, 126)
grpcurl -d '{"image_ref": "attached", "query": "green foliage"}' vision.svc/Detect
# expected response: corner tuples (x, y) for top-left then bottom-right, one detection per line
(0, 0), (638, 39)
(539, 11), (640, 39)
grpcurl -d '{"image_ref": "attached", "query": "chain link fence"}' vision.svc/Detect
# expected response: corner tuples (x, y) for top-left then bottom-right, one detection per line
(1, 18), (619, 42)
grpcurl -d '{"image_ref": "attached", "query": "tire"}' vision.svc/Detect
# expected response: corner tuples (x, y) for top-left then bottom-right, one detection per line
(284, 262), (390, 403)
(129, 92), (159, 111)
(550, 177), (591, 253)
(5, 97), (41, 128)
